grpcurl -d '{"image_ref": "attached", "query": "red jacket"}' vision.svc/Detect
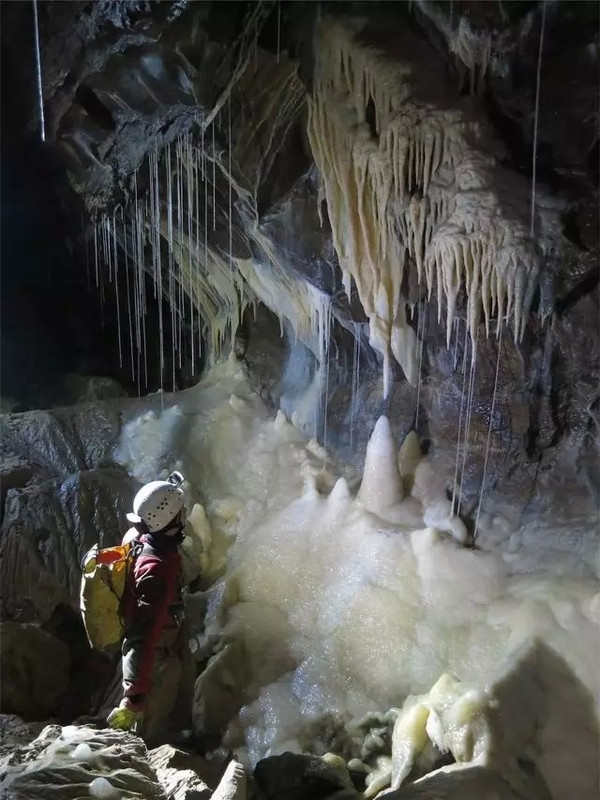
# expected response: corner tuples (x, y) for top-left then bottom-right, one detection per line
(122, 531), (182, 698)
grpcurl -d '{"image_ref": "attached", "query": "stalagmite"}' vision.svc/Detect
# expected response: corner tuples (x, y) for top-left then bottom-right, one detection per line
(358, 416), (403, 514)
(307, 15), (541, 392)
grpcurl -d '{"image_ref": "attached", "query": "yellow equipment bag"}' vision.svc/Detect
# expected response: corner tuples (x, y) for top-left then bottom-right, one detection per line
(79, 541), (140, 653)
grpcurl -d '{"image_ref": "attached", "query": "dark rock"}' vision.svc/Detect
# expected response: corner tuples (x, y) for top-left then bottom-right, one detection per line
(0, 468), (138, 620)
(0, 457), (33, 512)
(254, 752), (355, 800)
(41, 604), (117, 721)
(0, 623), (70, 719)
(0, 404), (123, 481)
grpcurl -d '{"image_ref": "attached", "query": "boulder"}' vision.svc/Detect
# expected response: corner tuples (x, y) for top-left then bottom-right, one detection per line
(0, 623), (70, 719)
(254, 752), (357, 800)
(148, 744), (212, 800)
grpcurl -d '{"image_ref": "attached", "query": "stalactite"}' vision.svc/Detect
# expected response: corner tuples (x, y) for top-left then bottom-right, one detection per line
(307, 15), (541, 394)
(111, 208), (123, 369)
(451, 321), (469, 517)
(228, 94), (233, 272)
(121, 208), (135, 382)
(93, 222), (99, 288)
(414, 301), (427, 429)
(456, 331), (478, 518)
(87, 49), (322, 382)
(32, 0), (45, 142)
(212, 122), (216, 231)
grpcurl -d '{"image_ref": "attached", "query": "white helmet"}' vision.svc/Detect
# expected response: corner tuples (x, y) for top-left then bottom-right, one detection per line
(126, 471), (185, 533)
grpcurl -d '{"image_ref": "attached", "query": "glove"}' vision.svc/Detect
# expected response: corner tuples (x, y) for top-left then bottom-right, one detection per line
(107, 699), (144, 733)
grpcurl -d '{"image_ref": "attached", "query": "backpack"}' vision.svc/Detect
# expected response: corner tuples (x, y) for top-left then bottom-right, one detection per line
(79, 539), (142, 653)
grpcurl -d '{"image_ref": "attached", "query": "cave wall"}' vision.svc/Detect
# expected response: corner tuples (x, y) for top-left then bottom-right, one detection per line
(1, 0), (598, 527)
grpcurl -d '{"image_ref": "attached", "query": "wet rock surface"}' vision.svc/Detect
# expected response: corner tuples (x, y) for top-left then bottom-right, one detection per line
(0, 468), (138, 620)
(0, 399), (142, 722)
(0, 403), (123, 480)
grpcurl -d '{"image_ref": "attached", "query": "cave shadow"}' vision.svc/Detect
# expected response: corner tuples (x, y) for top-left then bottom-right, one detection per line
(41, 604), (119, 723)
(390, 638), (599, 800)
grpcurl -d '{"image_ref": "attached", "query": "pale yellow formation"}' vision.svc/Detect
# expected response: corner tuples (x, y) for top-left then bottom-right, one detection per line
(237, 257), (332, 361)
(167, 225), (249, 361)
(307, 15), (539, 392)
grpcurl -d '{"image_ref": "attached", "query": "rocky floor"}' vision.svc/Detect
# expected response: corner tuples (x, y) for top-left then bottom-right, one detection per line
(0, 718), (244, 800)
(0, 715), (553, 800)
